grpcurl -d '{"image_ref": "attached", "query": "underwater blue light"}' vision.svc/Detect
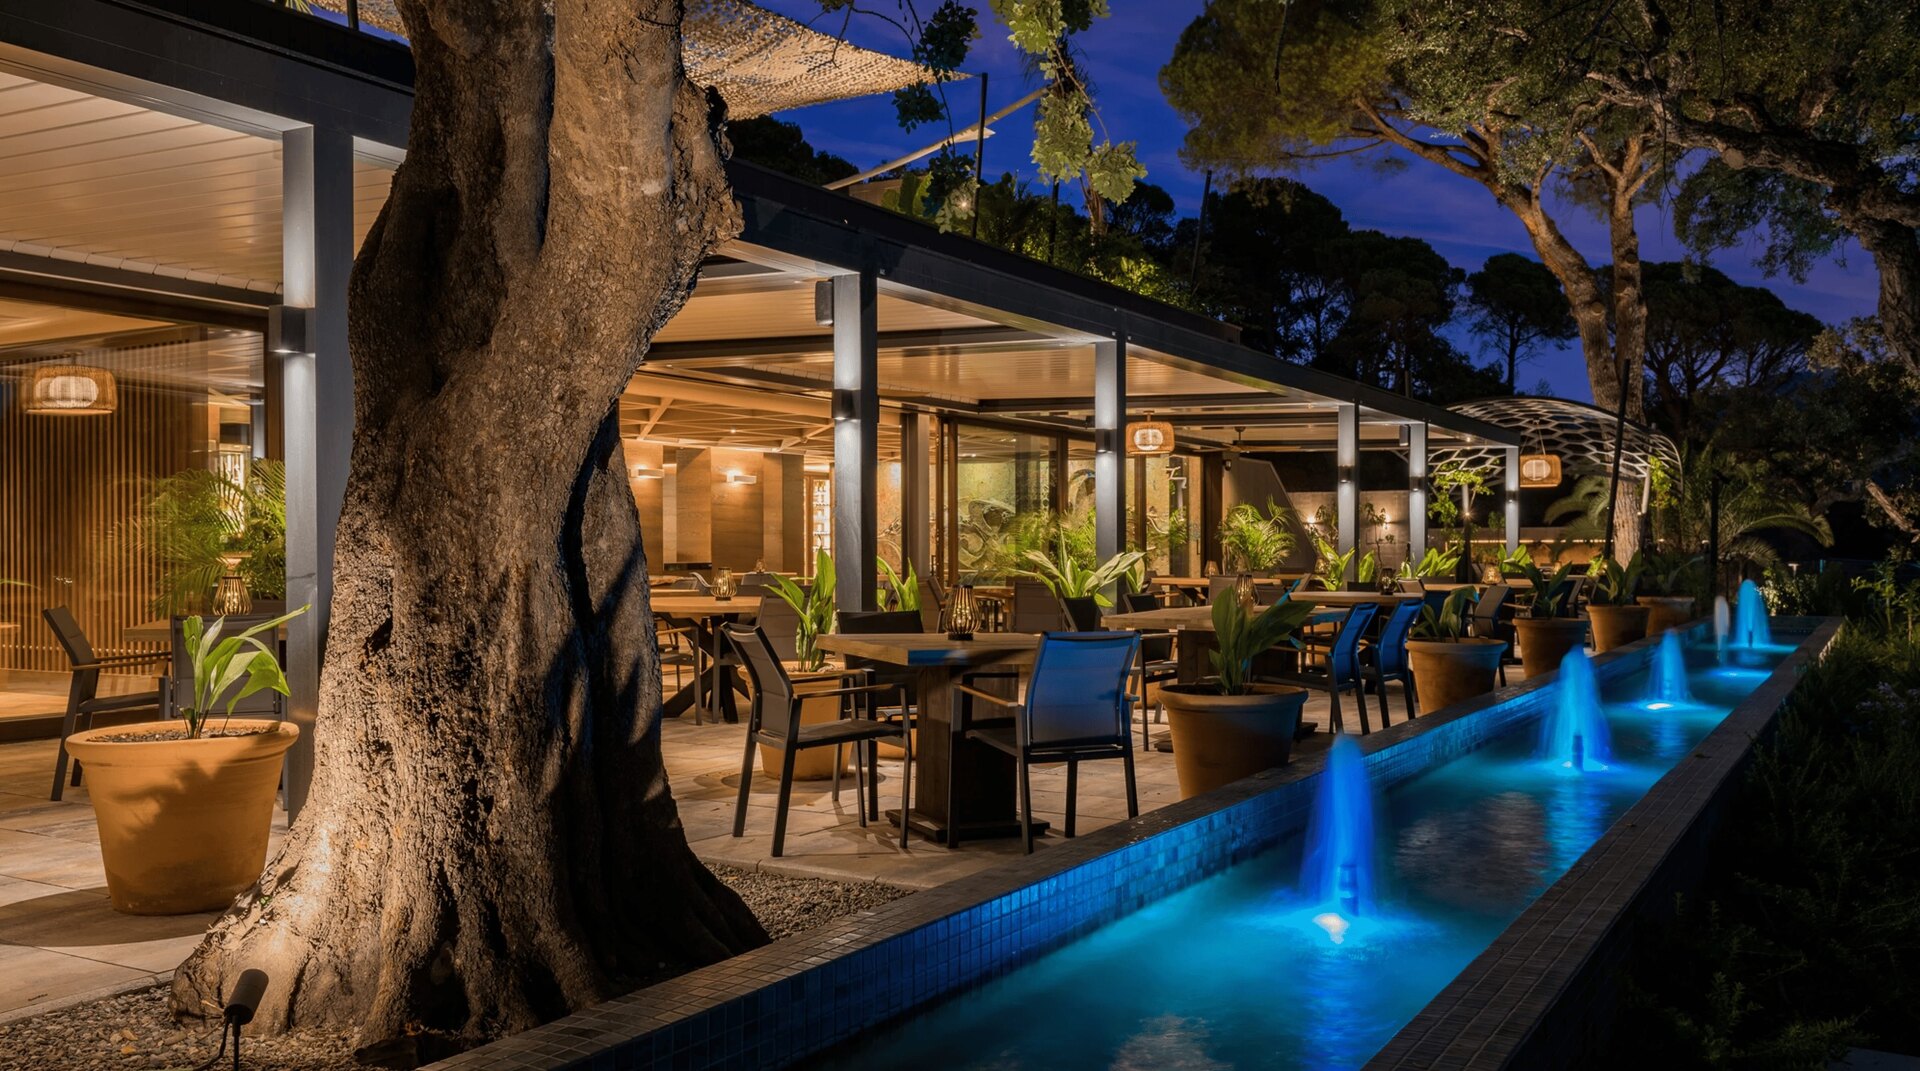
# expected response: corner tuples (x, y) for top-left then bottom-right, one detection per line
(1302, 734), (1379, 918)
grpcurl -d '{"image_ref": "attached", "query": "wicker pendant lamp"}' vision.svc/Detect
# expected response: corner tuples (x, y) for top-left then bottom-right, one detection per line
(24, 363), (118, 416)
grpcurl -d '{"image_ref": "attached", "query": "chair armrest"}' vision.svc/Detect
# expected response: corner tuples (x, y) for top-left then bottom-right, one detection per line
(953, 683), (1021, 708)
(74, 652), (171, 670)
(790, 666), (873, 686)
(958, 669), (1022, 684)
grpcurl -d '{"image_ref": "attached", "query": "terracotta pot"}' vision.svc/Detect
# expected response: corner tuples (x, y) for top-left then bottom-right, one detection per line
(1406, 638), (1507, 711)
(1512, 616), (1589, 679)
(755, 664), (855, 780)
(1162, 683), (1309, 800)
(1638, 595), (1697, 635)
(63, 719), (296, 915)
(1586, 604), (1651, 652)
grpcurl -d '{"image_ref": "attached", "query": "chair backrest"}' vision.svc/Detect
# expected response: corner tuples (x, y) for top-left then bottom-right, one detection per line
(752, 594), (803, 663)
(1329, 602), (1379, 680)
(1473, 584), (1511, 624)
(1058, 595), (1102, 631)
(1375, 598), (1424, 675)
(1022, 632), (1139, 748)
(722, 624), (799, 737)
(1011, 579), (1066, 633)
(41, 606), (97, 668)
(170, 613), (283, 718)
(1118, 590), (1162, 614)
(1396, 577), (1426, 594)
(836, 609), (922, 694)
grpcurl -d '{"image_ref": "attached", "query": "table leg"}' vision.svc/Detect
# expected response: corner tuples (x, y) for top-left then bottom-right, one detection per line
(888, 666), (1045, 844)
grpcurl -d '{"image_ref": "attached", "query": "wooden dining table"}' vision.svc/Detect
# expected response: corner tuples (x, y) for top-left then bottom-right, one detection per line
(650, 593), (759, 723)
(814, 631), (1041, 845)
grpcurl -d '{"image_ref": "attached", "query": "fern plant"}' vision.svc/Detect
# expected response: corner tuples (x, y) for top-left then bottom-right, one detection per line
(110, 460), (288, 615)
(1219, 500), (1294, 573)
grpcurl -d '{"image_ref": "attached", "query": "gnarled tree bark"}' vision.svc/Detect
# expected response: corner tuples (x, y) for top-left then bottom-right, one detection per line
(171, 0), (766, 1057)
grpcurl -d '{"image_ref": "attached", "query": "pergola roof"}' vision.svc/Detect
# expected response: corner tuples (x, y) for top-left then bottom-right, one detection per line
(1431, 395), (1681, 481)
(312, 0), (940, 119)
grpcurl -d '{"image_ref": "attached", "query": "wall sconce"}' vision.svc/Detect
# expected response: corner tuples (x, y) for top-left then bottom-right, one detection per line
(631, 464), (663, 480)
(725, 471), (758, 485)
(832, 390), (856, 423)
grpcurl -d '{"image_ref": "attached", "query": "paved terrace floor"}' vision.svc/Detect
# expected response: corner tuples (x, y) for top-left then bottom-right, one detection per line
(0, 668), (1504, 1019)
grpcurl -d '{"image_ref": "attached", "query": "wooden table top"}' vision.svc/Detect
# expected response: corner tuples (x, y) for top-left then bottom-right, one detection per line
(816, 631), (1038, 668)
(1104, 602), (1353, 631)
(649, 594), (762, 616)
(1149, 574), (1306, 589)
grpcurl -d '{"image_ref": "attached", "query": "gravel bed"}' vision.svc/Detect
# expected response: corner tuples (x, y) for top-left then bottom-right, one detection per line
(0, 867), (911, 1070)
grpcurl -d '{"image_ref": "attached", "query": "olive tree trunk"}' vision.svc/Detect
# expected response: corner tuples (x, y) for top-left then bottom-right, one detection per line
(171, 0), (766, 1056)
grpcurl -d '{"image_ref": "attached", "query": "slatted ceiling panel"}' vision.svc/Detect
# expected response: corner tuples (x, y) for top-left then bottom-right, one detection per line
(652, 284), (992, 343)
(674, 347), (1256, 405)
(0, 71), (394, 290)
(0, 300), (171, 347)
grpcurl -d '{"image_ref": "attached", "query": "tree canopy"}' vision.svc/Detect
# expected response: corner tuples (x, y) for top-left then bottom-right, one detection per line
(1465, 253), (1577, 390)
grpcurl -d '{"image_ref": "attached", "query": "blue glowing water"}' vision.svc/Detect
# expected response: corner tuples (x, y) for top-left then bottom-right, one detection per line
(1301, 734), (1379, 922)
(809, 637), (1795, 1071)
(1538, 648), (1610, 771)
(1646, 630), (1693, 708)
(1713, 595), (1731, 651)
(1735, 579), (1772, 648)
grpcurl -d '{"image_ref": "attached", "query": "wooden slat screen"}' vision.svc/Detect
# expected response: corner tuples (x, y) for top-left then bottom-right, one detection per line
(1, 362), (201, 674)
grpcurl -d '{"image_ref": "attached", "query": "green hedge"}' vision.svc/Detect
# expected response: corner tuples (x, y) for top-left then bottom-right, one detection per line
(1607, 630), (1920, 1068)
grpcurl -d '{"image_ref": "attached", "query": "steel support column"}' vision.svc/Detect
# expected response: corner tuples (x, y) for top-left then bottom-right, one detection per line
(831, 270), (879, 611)
(277, 122), (354, 820)
(1504, 445), (1521, 556)
(1407, 422), (1428, 559)
(1336, 404), (1359, 585)
(900, 410), (930, 578)
(1094, 336), (1127, 595)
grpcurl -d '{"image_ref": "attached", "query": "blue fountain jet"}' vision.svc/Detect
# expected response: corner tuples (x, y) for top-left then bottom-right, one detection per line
(1646, 630), (1692, 709)
(1539, 648), (1610, 772)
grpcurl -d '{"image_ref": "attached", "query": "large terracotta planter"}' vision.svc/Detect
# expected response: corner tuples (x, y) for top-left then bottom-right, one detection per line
(1586, 604), (1651, 652)
(63, 719), (296, 915)
(1406, 638), (1507, 711)
(1512, 617), (1588, 679)
(754, 664), (854, 780)
(1638, 595), (1696, 635)
(1161, 683), (1308, 800)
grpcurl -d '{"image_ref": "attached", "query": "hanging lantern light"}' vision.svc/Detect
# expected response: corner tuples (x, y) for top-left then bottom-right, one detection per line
(1518, 453), (1561, 488)
(24, 364), (117, 416)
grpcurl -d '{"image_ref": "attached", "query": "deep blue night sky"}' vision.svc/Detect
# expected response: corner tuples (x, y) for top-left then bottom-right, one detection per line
(757, 0), (1877, 402)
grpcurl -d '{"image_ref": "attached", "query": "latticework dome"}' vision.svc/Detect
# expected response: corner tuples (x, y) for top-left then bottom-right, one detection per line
(1429, 396), (1681, 483)
(312, 0), (940, 119)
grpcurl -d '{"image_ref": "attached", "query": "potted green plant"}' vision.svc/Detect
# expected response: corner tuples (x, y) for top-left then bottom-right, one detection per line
(1585, 553), (1651, 651)
(1501, 553), (1589, 677)
(1160, 596), (1318, 800)
(1638, 550), (1703, 633)
(1019, 544), (1146, 607)
(1396, 547), (1461, 580)
(112, 461), (288, 615)
(1405, 587), (1507, 710)
(62, 607), (306, 915)
(758, 551), (851, 778)
(1308, 529), (1362, 590)
(1218, 500), (1295, 575)
(878, 557), (921, 612)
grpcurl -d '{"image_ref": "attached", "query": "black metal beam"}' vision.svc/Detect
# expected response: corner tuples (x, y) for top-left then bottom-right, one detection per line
(973, 391), (1305, 415)
(0, 253), (268, 330)
(646, 325), (1050, 363)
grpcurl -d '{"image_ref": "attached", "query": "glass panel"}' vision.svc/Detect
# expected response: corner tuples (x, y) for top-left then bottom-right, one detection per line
(954, 424), (1057, 580)
(1, 310), (267, 698)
